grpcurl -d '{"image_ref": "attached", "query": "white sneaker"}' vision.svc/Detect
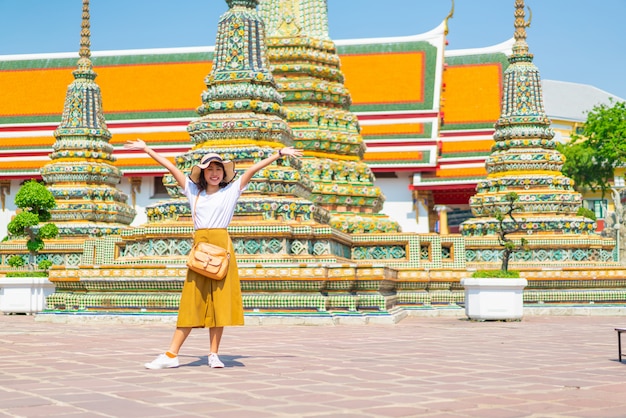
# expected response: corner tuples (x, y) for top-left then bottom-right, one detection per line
(208, 353), (224, 368)
(145, 353), (179, 369)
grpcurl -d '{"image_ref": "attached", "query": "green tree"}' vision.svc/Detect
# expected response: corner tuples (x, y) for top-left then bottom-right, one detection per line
(494, 193), (527, 274)
(558, 99), (626, 196)
(472, 192), (527, 277)
(7, 180), (59, 269)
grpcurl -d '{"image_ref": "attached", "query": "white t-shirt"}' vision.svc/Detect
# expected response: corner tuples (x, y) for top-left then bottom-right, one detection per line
(184, 177), (247, 229)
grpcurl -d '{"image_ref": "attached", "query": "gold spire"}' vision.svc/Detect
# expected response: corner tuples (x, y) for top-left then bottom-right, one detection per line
(75, 0), (94, 75)
(512, 0), (532, 58)
(443, 0), (454, 36)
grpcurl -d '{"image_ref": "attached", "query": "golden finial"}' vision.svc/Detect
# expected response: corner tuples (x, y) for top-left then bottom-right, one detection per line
(513, 0), (532, 43)
(76, 0), (93, 74)
(444, 0), (455, 36)
(512, 0), (533, 58)
(79, 0), (91, 59)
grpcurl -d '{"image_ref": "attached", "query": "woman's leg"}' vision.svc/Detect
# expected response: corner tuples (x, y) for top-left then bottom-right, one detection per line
(145, 327), (192, 369)
(168, 327), (192, 354)
(209, 326), (224, 353)
(208, 327), (225, 368)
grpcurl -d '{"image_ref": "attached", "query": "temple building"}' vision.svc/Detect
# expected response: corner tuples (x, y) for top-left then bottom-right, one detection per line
(0, 0), (623, 316)
(0, 2), (622, 237)
(459, 0), (610, 269)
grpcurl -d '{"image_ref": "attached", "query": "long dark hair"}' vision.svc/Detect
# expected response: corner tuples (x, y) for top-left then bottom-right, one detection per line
(197, 161), (229, 190)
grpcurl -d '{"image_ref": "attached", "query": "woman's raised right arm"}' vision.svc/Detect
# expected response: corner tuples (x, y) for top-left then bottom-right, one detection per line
(123, 139), (186, 188)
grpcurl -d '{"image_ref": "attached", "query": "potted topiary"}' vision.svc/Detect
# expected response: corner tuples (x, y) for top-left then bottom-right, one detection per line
(461, 192), (529, 321)
(0, 180), (58, 314)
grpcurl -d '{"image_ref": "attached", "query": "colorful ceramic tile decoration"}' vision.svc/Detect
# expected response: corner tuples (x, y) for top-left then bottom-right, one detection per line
(145, 0), (302, 226)
(258, 0), (399, 234)
(7, 0), (623, 318)
(39, 0), (135, 237)
(459, 0), (614, 269)
(40, 0), (402, 316)
(141, 0), (399, 235)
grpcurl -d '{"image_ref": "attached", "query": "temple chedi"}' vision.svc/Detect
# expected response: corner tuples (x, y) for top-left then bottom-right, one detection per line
(40, 0), (135, 236)
(143, 0), (399, 235)
(117, 0), (326, 269)
(460, 0), (614, 268)
(258, 0), (399, 233)
(143, 0), (313, 227)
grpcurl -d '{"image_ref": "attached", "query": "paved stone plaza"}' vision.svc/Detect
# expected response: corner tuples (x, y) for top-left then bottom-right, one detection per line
(1, 313), (626, 417)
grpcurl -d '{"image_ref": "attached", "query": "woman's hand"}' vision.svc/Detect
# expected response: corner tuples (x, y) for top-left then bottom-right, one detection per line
(124, 139), (147, 151)
(279, 147), (303, 157)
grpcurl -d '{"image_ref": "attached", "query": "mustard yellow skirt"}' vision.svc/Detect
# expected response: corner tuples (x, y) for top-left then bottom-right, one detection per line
(176, 228), (244, 328)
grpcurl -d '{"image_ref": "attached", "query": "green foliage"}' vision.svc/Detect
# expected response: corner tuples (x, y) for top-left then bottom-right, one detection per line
(6, 271), (48, 278)
(26, 238), (44, 253)
(577, 206), (597, 220)
(488, 192), (528, 274)
(38, 259), (53, 271)
(559, 99), (626, 196)
(7, 255), (25, 268)
(39, 223), (59, 239)
(6, 180), (58, 268)
(558, 139), (614, 195)
(582, 99), (626, 156)
(14, 180), (56, 212)
(471, 270), (520, 278)
(7, 212), (39, 235)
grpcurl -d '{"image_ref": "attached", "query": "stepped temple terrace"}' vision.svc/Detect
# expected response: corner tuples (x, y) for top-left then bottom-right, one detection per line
(0, 0), (625, 320)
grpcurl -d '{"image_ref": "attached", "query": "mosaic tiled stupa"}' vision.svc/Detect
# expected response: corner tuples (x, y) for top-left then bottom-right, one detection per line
(258, 0), (399, 233)
(140, 0), (316, 228)
(40, 0), (135, 236)
(459, 0), (614, 267)
(139, 0), (398, 235)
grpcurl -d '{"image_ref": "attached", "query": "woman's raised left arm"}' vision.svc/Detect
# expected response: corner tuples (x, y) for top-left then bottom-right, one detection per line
(239, 147), (303, 190)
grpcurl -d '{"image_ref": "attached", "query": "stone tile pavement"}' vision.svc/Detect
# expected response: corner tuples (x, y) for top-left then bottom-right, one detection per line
(1, 313), (626, 417)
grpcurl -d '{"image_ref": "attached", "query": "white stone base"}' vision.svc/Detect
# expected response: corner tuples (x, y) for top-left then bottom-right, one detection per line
(460, 278), (528, 321)
(0, 277), (55, 314)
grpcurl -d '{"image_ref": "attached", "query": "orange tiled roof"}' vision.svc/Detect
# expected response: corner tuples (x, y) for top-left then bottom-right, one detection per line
(0, 36), (510, 179)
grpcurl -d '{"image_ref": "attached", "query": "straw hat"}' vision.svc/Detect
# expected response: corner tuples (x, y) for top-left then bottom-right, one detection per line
(189, 153), (236, 184)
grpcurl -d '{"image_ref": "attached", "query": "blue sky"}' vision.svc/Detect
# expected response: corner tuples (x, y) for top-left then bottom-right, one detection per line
(1, 0), (625, 100)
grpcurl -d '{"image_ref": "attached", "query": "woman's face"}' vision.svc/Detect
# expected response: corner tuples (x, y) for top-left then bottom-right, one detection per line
(203, 162), (224, 185)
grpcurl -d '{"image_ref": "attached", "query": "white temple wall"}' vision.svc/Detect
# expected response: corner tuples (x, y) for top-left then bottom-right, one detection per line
(118, 177), (146, 227)
(375, 173), (420, 233)
(0, 179), (19, 241)
(118, 176), (174, 227)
